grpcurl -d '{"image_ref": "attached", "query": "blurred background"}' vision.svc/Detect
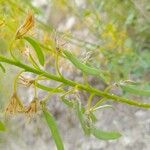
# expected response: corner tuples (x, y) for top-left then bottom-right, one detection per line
(0, 0), (150, 149)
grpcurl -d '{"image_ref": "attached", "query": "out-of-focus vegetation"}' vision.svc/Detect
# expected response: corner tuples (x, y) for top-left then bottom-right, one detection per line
(0, 0), (149, 81)
(0, 0), (150, 149)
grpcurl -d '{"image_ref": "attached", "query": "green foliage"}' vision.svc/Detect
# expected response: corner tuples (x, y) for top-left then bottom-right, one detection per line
(62, 99), (121, 140)
(63, 50), (110, 84)
(24, 36), (45, 66)
(119, 82), (150, 96)
(91, 127), (121, 140)
(42, 105), (64, 150)
(61, 98), (74, 108)
(75, 101), (91, 135)
(0, 0), (150, 149)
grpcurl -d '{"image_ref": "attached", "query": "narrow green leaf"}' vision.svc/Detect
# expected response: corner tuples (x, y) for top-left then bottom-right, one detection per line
(24, 36), (45, 66)
(0, 121), (6, 131)
(61, 97), (85, 112)
(91, 127), (121, 140)
(43, 107), (64, 150)
(120, 84), (150, 96)
(75, 101), (90, 135)
(36, 83), (64, 93)
(63, 50), (110, 84)
(0, 63), (5, 73)
(89, 112), (97, 122)
(61, 98), (74, 108)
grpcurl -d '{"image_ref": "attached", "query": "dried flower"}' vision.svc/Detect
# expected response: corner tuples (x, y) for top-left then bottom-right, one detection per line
(5, 93), (24, 114)
(18, 75), (34, 87)
(15, 11), (34, 39)
(25, 98), (40, 116)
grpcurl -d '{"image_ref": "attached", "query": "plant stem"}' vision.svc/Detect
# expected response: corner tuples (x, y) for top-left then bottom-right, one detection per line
(87, 93), (94, 112)
(13, 70), (24, 92)
(1, 55), (150, 108)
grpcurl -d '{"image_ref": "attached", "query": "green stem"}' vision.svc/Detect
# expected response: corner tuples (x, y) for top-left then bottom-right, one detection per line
(29, 53), (40, 69)
(87, 93), (94, 112)
(35, 83), (64, 93)
(1, 55), (150, 108)
(91, 98), (107, 111)
(13, 70), (24, 92)
(55, 54), (63, 78)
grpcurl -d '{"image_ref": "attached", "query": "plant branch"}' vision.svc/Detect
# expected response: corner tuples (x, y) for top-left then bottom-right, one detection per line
(1, 55), (150, 108)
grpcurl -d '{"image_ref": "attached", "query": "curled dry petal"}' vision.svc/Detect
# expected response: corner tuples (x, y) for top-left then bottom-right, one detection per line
(15, 11), (34, 39)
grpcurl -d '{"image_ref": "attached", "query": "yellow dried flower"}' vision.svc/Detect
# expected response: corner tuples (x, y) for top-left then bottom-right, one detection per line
(5, 93), (24, 114)
(25, 98), (40, 116)
(15, 11), (34, 39)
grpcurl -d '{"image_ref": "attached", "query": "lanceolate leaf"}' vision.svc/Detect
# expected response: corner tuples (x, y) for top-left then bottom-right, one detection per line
(24, 36), (45, 66)
(62, 98), (97, 122)
(42, 107), (64, 150)
(0, 121), (6, 131)
(120, 84), (150, 96)
(91, 127), (121, 140)
(75, 101), (90, 135)
(61, 98), (74, 108)
(63, 50), (110, 84)
(89, 112), (97, 122)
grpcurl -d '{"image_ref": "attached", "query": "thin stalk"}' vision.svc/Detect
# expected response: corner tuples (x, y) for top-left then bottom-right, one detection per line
(29, 54), (40, 69)
(55, 54), (63, 78)
(35, 83), (64, 93)
(87, 93), (94, 112)
(42, 84), (64, 103)
(13, 70), (24, 92)
(91, 98), (107, 111)
(1, 55), (150, 108)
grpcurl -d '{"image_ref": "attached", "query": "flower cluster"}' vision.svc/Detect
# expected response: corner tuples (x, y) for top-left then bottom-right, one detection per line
(5, 92), (40, 117)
